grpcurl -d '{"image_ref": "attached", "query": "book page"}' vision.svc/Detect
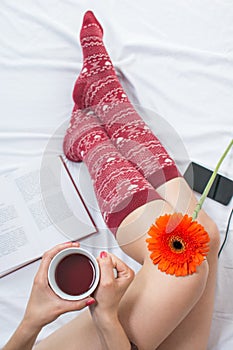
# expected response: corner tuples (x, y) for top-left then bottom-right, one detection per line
(40, 156), (97, 244)
(0, 157), (97, 277)
(0, 176), (41, 276)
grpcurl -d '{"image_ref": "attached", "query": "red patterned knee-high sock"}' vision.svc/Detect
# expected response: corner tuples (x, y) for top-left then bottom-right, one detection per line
(73, 10), (181, 189)
(63, 104), (96, 162)
(63, 109), (161, 235)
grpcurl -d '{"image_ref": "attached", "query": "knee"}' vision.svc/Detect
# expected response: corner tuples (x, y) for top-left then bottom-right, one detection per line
(209, 221), (220, 255)
(191, 259), (209, 301)
(199, 211), (220, 256)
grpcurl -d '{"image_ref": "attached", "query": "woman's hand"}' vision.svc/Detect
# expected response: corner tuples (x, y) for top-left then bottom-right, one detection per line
(4, 242), (96, 350)
(91, 251), (135, 319)
(23, 242), (95, 331)
(89, 252), (135, 350)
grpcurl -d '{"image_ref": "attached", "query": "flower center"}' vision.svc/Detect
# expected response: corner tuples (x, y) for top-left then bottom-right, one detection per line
(169, 236), (186, 253)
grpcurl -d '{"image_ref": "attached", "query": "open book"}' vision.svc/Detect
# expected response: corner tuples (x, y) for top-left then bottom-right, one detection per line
(0, 156), (97, 277)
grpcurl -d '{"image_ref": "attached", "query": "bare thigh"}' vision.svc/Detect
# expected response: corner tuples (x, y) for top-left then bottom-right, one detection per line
(117, 177), (219, 350)
(148, 178), (220, 350)
(34, 310), (102, 350)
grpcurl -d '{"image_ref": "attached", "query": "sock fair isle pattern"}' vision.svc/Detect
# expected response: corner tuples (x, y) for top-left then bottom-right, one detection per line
(72, 10), (181, 189)
(63, 108), (161, 235)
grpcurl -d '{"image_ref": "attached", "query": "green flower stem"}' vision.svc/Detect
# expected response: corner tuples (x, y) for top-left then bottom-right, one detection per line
(192, 139), (233, 221)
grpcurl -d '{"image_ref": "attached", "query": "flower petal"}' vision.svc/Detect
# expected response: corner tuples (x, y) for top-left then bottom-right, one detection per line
(147, 213), (210, 277)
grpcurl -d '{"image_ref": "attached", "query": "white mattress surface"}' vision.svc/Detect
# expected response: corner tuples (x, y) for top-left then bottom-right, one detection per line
(0, 1), (232, 349)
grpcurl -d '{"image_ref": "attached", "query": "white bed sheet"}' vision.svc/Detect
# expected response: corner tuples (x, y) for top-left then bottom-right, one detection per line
(0, 1), (232, 349)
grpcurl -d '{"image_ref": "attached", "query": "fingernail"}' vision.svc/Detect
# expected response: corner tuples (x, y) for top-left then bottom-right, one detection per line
(86, 299), (95, 306)
(100, 251), (107, 258)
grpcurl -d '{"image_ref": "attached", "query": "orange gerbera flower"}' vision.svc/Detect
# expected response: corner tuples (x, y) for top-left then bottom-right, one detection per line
(146, 213), (210, 277)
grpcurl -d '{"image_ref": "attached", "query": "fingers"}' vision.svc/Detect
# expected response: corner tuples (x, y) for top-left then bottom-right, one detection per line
(109, 253), (135, 280)
(35, 242), (80, 283)
(63, 296), (96, 313)
(97, 252), (115, 284)
(97, 251), (135, 284)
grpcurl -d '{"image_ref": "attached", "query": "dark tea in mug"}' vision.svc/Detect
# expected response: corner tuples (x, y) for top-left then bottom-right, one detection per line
(48, 247), (100, 300)
(55, 253), (95, 296)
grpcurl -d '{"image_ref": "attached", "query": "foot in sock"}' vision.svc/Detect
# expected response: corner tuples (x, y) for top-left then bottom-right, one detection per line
(73, 10), (181, 189)
(63, 108), (161, 235)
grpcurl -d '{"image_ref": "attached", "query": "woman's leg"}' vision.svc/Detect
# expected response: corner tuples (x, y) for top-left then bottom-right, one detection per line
(34, 311), (101, 350)
(154, 178), (220, 350)
(72, 11), (180, 189)
(45, 117), (209, 350)
(116, 178), (219, 350)
(57, 11), (218, 349)
(38, 137), (215, 350)
(63, 107), (162, 236)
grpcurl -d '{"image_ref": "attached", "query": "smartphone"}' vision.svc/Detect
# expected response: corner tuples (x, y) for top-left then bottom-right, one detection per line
(183, 162), (233, 206)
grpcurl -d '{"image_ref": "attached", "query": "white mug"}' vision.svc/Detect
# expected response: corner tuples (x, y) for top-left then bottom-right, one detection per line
(48, 247), (100, 301)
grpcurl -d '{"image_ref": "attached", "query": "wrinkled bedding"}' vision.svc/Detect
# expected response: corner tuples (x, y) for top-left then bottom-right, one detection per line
(0, 1), (232, 348)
